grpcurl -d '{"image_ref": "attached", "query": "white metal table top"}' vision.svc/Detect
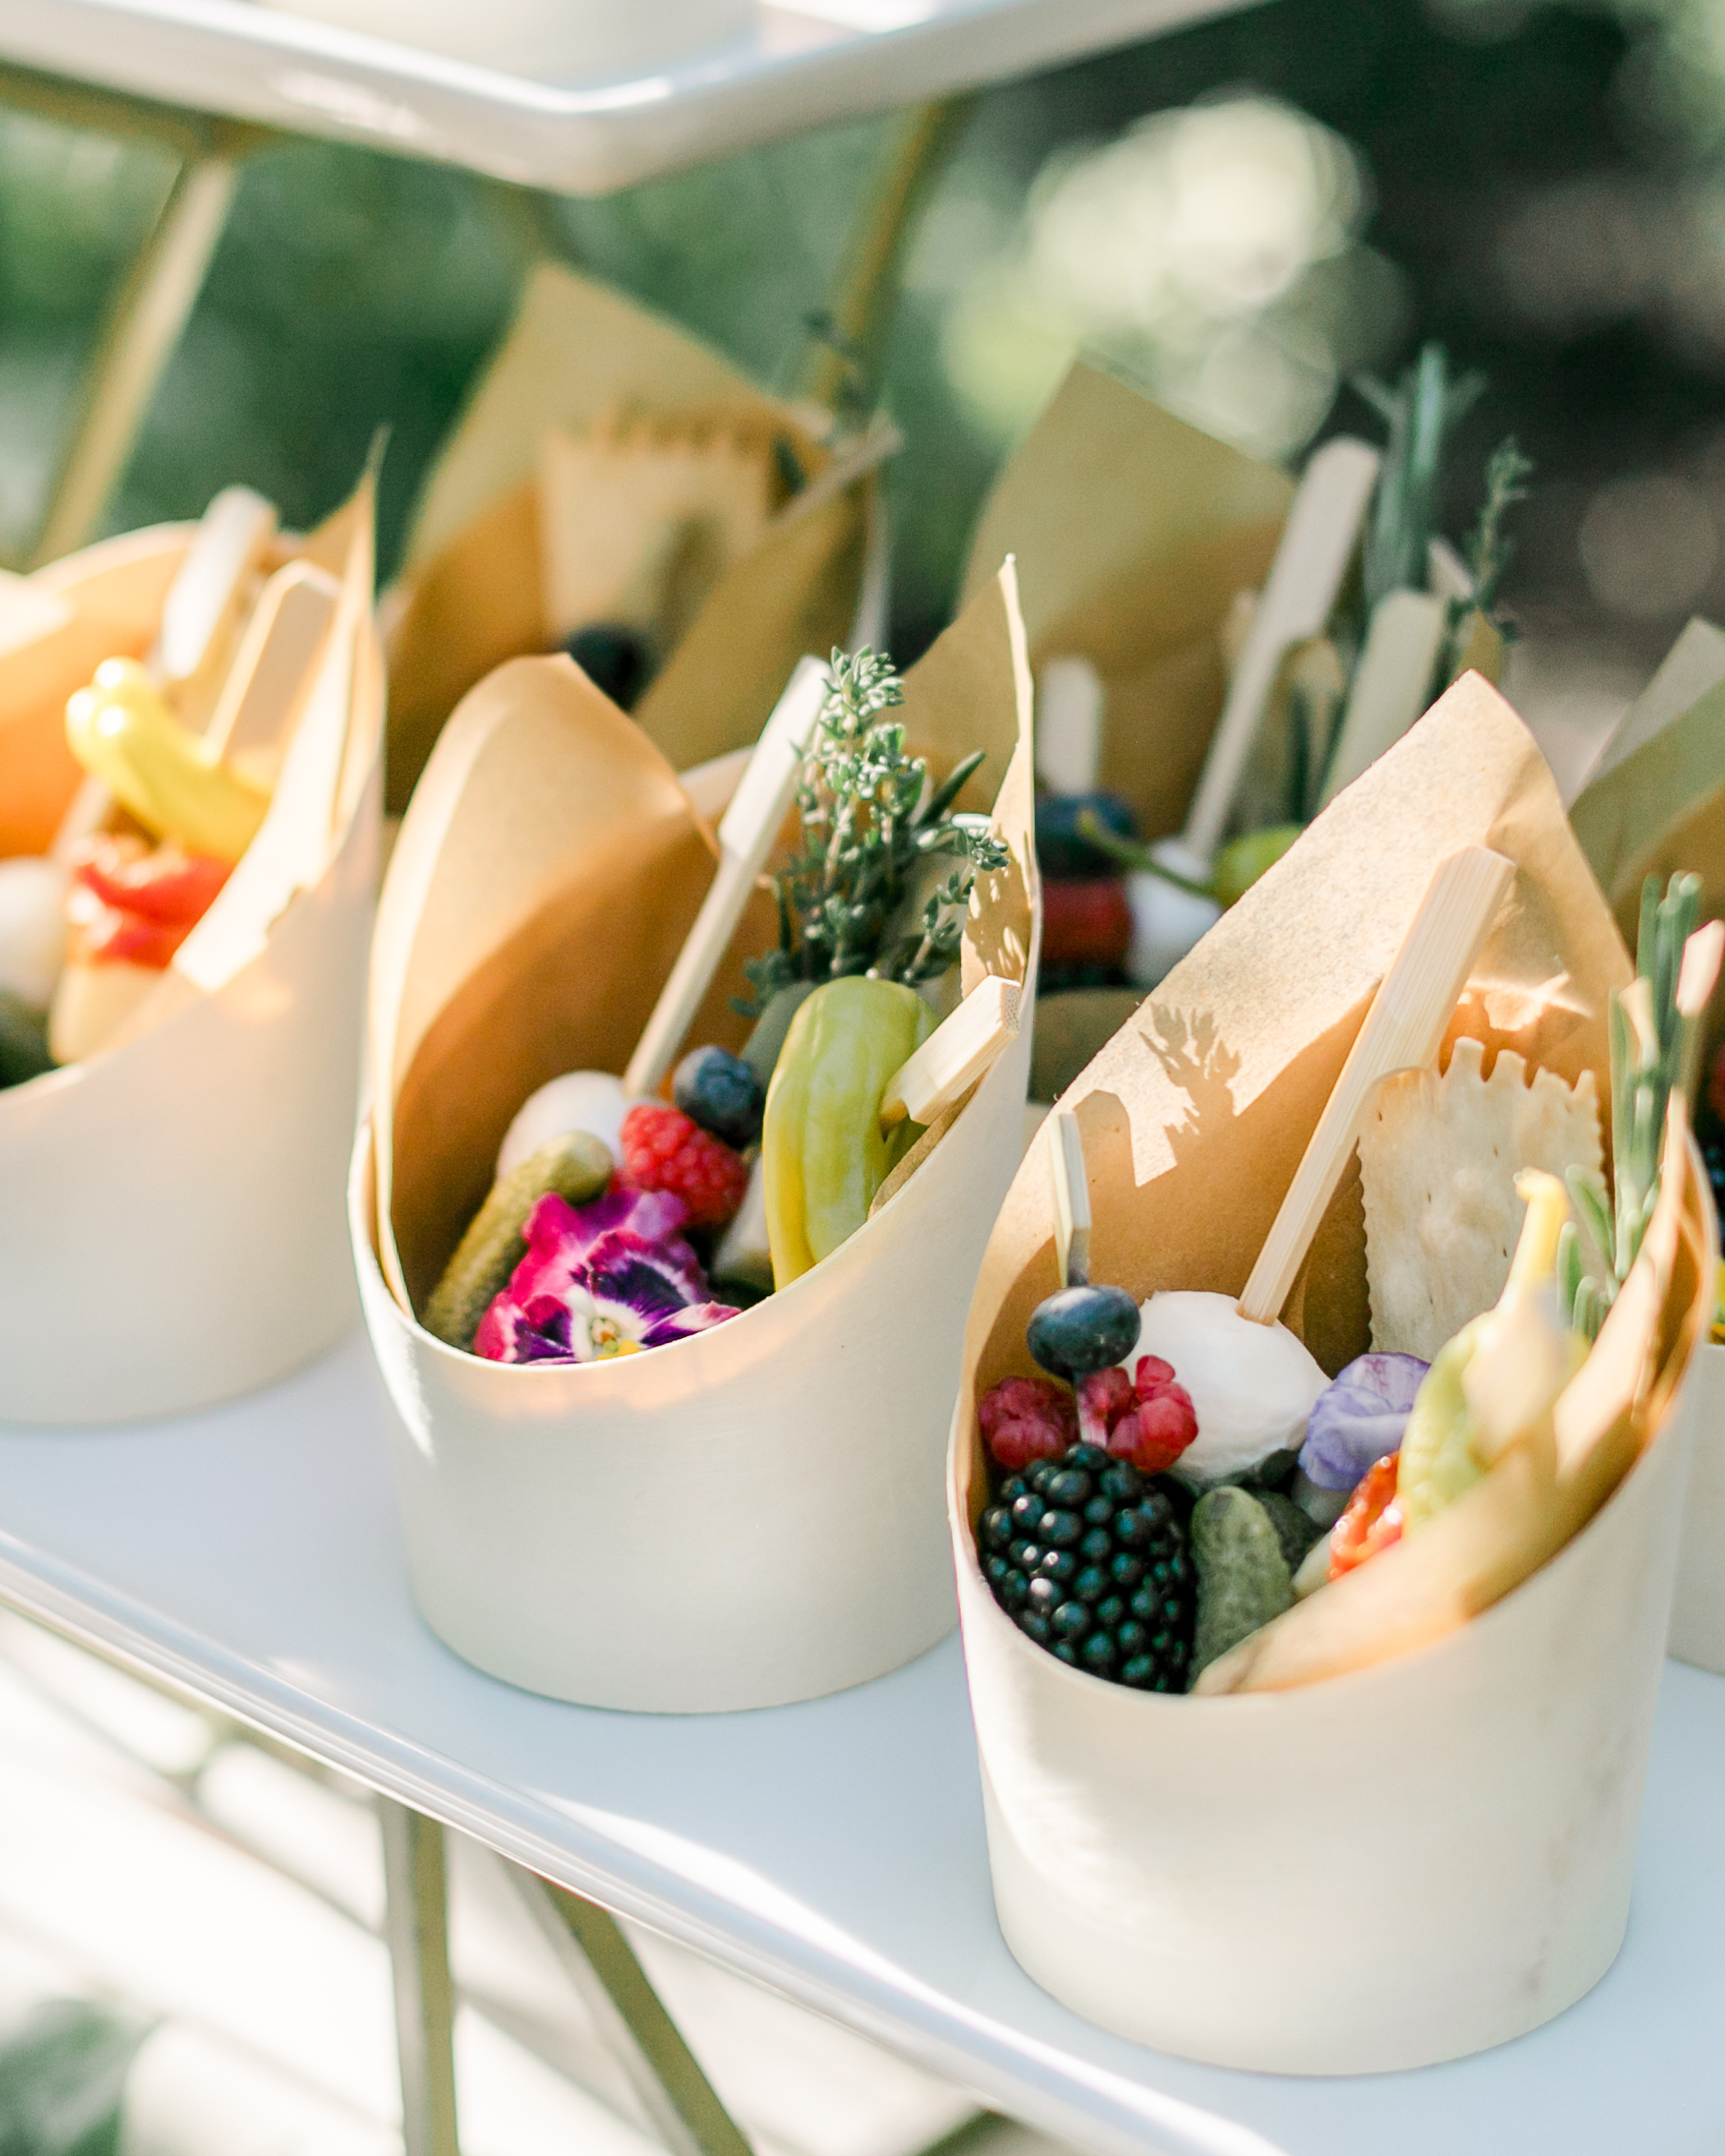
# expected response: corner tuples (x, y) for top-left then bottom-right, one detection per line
(0, 1328), (1718, 2156)
(0, 0), (1258, 193)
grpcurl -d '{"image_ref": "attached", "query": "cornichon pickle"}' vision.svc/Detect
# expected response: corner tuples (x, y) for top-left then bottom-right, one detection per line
(424, 1130), (612, 1352)
(761, 976), (935, 1289)
(1190, 1487), (1294, 1681)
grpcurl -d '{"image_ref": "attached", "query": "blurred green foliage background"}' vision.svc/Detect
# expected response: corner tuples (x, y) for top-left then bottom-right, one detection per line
(3, 0), (1725, 687)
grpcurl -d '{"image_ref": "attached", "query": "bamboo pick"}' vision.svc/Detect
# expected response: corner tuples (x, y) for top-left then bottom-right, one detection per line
(1048, 1106), (1092, 1291)
(1035, 655), (1103, 799)
(1180, 436), (1382, 865)
(880, 973), (1019, 1129)
(623, 655), (827, 1099)
(1317, 587), (1447, 807)
(202, 560), (340, 766)
(156, 483), (278, 721)
(1237, 844), (1516, 1325)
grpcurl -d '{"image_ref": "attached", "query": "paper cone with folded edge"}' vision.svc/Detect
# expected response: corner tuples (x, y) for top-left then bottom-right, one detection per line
(354, 563), (1037, 1712)
(945, 669), (1713, 2071)
(384, 260), (873, 809)
(1571, 615), (1725, 1673)
(0, 481), (384, 1426)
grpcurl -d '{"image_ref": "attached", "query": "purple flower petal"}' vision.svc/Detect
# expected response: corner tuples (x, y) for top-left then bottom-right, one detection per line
(474, 1185), (738, 1366)
(1298, 1351), (1429, 1492)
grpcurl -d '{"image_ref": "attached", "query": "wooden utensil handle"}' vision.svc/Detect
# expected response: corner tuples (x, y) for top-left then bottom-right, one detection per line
(1237, 844), (1516, 1325)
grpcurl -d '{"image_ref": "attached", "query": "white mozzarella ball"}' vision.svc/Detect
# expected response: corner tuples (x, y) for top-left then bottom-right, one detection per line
(0, 857), (69, 1009)
(1125, 838), (1221, 987)
(497, 1070), (633, 1179)
(1134, 1289), (1328, 1483)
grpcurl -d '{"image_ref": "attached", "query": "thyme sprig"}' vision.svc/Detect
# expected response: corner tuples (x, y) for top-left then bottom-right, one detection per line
(1559, 873), (1704, 1340)
(738, 647), (1010, 1017)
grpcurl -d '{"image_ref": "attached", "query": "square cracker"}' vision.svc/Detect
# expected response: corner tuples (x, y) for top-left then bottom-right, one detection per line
(1359, 1037), (1603, 1362)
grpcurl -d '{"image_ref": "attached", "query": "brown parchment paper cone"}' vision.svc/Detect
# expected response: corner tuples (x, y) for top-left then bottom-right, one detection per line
(385, 262), (870, 807)
(948, 669), (1711, 2071)
(963, 361), (1291, 839)
(1571, 617), (1725, 1672)
(0, 483), (384, 1425)
(354, 563), (1037, 1712)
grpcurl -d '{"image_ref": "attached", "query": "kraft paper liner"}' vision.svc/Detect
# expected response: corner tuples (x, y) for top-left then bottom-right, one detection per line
(962, 361), (1292, 841)
(945, 670), (1719, 2071)
(0, 489), (384, 1426)
(355, 564), (1037, 1712)
(384, 260), (870, 809)
(1571, 617), (1725, 1673)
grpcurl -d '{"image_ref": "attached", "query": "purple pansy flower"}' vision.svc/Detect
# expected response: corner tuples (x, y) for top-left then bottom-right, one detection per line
(475, 1187), (739, 1365)
(1298, 1351), (1429, 1493)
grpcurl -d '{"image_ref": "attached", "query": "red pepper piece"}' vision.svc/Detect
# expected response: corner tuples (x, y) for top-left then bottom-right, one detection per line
(72, 836), (232, 924)
(1328, 1454), (1404, 1580)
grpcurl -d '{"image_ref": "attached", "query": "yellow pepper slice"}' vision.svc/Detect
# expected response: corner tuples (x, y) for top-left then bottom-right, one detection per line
(66, 657), (270, 863)
(761, 976), (936, 1288)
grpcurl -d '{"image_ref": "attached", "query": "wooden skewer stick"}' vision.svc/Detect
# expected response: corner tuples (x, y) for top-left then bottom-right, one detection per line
(879, 973), (1020, 1130)
(202, 560), (341, 765)
(1180, 436), (1382, 866)
(1317, 588), (1448, 809)
(1237, 844), (1516, 1326)
(1048, 1106), (1092, 1291)
(155, 484), (278, 701)
(623, 655), (828, 1099)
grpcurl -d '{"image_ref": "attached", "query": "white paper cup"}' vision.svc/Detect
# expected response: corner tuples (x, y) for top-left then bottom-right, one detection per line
(0, 522), (382, 1426)
(950, 1360), (1695, 2074)
(353, 1000), (1034, 1712)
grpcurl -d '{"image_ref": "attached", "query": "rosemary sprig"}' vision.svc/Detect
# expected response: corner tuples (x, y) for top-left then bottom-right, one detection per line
(1559, 872), (1704, 1340)
(1355, 342), (1486, 618)
(738, 647), (1010, 1017)
(1463, 435), (1534, 621)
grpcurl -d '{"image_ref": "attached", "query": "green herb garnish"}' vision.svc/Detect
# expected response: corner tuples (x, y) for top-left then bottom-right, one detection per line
(738, 647), (1010, 1017)
(1355, 342), (1486, 618)
(1560, 872), (1705, 1340)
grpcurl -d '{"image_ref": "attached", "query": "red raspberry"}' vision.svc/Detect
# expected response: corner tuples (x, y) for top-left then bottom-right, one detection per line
(978, 1376), (1076, 1471)
(619, 1103), (748, 1230)
(1106, 1354), (1198, 1473)
(1076, 1364), (1134, 1446)
(1042, 879), (1131, 969)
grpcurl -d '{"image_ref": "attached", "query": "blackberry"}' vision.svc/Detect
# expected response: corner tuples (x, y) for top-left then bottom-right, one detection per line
(978, 1441), (1196, 1691)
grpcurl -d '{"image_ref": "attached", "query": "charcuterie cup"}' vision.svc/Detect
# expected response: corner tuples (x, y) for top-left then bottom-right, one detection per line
(0, 484), (383, 1426)
(354, 563), (1037, 1712)
(1566, 622), (1725, 1675)
(950, 672), (1712, 2073)
(385, 260), (881, 807)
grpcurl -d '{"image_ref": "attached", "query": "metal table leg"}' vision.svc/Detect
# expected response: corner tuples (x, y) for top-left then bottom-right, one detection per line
(380, 1799), (462, 2156)
(509, 1865), (754, 2156)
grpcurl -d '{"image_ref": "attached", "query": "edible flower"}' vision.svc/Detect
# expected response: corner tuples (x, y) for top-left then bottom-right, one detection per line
(1298, 1352), (1428, 1496)
(474, 1187), (738, 1365)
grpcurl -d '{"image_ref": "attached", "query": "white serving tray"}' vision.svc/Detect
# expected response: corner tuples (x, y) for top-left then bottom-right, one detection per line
(0, 0), (1257, 193)
(1, 1330), (1723, 2156)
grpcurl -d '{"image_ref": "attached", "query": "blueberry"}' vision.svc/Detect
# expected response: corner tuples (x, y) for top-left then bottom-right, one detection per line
(1035, 791), (1138, 878)
(562, 623), (652, 710)
(672, 1046), (765, 1149)
(981, 1505), (1014, 1552)
(1027, 1285), (1141, 1378)
(1040, 1508), (1083, 1548)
